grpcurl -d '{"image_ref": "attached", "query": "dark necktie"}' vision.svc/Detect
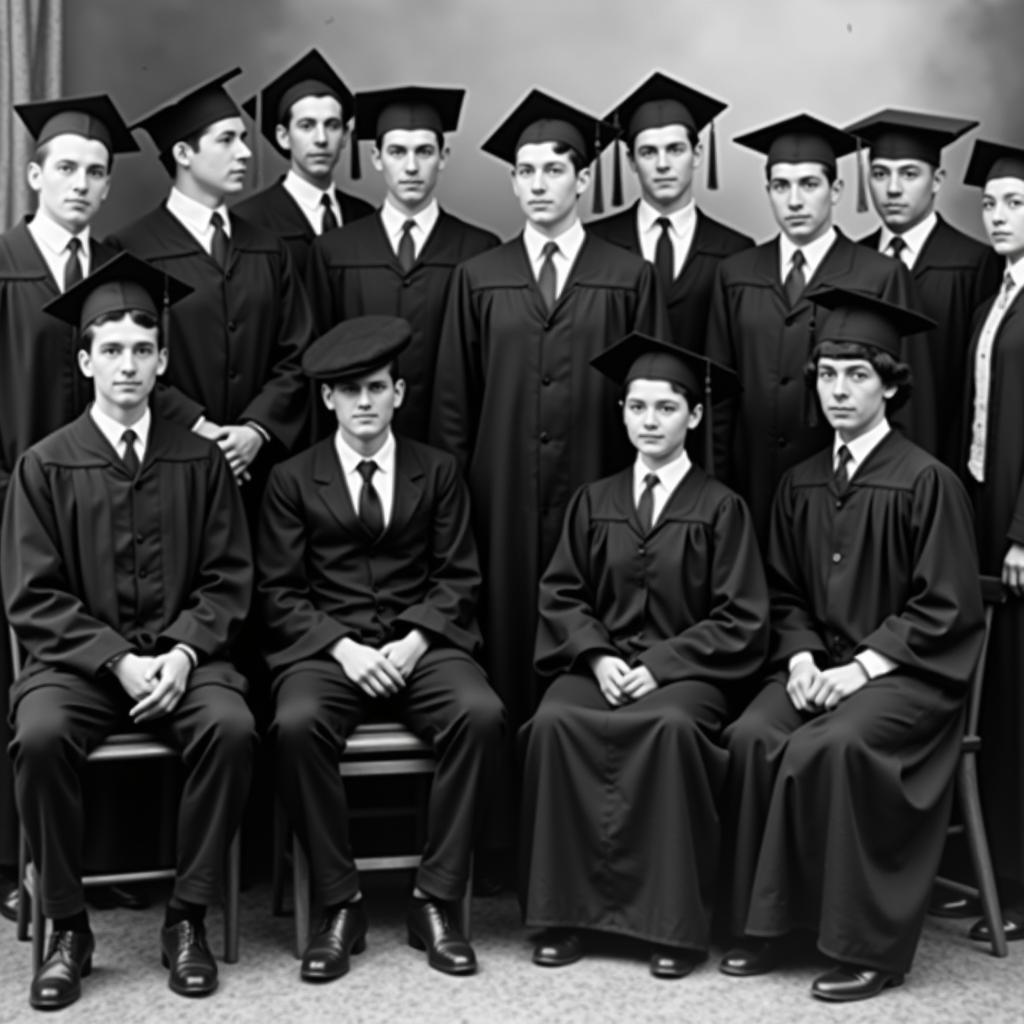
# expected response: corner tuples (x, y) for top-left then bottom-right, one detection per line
(357, 460), (384, 537)
(887, 236), (907, 264)
(210, 211), (229, 269)
(122, 428), (140, 478)
(654, 217), (675, 291)
(834, 444), (852, 494)
(997, 271), (1015, 311)
(784, 249), (806, 307)
(538, 241), (559, 312)
(64, 236), (83, 292)
(320, 194), (338, 234)
(398, 219), (416, 272)
(637, 472), (659, 533)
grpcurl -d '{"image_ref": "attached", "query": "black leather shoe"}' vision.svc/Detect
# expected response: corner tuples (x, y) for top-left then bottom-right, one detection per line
(532, 929), (584, 967)
(406, 899), (477, 975)
(160, 919), (218, 997)
(0, 878), (19, 923)
(87, 883), (150, 911)
(29, 929), (94, 1010)
(969, 908), (1024, 943)
(928, 891), (981, 918)
(811, 964), (903, 1002)
(719, 937), (784, 977)
(301, 901), (368, 982)
(650, 945), (704, 979)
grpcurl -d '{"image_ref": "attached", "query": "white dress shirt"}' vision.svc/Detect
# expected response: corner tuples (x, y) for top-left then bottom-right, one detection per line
(282, 169), (341, 235)
(779, 226), (837, 285)
(380, 198), (439, 261)
(335, 429), (396, 528)
(878, 211), (937, 271)
(522, 218), (585, 299)
(633, 449), (692, 528)
(89, 403), (151, 462)
(166, 187), (231, 254)
(969, 261), (1024, 482)
(637, 198), (697, 279)
(27, 209), (92, 288)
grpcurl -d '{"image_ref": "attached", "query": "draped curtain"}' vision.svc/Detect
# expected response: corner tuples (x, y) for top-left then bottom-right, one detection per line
(0, 0), (62, 227)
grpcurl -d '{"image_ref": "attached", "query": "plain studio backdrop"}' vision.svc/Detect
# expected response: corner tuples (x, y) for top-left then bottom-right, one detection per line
(65, 0), (1024, 244)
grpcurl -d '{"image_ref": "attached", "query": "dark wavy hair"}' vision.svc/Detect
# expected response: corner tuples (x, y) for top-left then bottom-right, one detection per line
(803, 340), (913, 412)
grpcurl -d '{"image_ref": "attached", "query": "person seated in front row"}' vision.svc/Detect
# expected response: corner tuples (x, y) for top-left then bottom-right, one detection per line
(519, 332), (769, 979)
(257, 315), (506, 982)
(2, 253), (257, 1011)
(719, 287), (985, 1002)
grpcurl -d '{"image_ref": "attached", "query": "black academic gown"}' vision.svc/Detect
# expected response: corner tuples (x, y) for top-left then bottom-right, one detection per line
(724, 429), (984, 974)
(963, 287), (1024, 892)
(706, 230), (915, 544)
(110, 205), (313, 455)
(430, 233), (670, 727)
(860, 216), (1001, 465)
(0, 220), (116, 869)
(520, 465), (768, 950)
(306, 209), (500, 441)
(232, 178), (374, 278)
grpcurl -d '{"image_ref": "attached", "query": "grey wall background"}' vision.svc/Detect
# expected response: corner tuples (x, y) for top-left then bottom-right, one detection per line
(66, 0), (1024, 243)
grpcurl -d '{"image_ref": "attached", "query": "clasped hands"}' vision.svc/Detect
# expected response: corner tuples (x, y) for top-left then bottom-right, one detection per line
(114, 649), (193, 723)
(590, 653), (658, 707)
(786, 659), (868, 713)
(331, 629), (430, 698)
(195, 420), (264, 483)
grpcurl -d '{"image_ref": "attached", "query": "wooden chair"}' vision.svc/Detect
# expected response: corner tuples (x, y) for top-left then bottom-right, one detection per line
(10, 630), (241, 968)
(272, 720), (472, 957)
(933, 575), (1009, 957)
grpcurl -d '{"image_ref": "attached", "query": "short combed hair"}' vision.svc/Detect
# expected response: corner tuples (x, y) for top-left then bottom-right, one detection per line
(766, 162), (837, 187)
(627, 125), (699, 155)
(161, 128), (207, 176)
(375, 130), (445, 152)
(32, 140), (114, 175)
(804, 339), (913, 411)
(551, 141), (587, 174)
(79, 309), (160, 351)
(622, 378), (699, 408)
(324, 357), (402, 391)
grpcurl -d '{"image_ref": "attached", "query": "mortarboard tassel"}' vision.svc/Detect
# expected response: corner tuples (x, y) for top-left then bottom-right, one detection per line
(161, 275), (171, 359)
(855, 138), (868, 213)
(591, 124), (605, 215)
(611, 112), (624, 208)
(707, 119), (719, 191)
(350, 134), (361, 180)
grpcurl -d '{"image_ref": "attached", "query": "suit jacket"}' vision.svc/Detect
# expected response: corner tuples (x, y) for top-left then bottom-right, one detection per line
(587, 202), (752, 351)
(233, 178), (375, 278)
(257, 435), (482, 672)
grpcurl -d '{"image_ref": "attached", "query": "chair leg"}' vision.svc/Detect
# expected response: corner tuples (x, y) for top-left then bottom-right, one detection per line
(17, 829), (30, 942)
(293, 835), (311, 959)
(29, 863), (45, 971)
(958, 755), (1008, 957)
(460, 852), (473, 941)
(224, 829), (241, 964)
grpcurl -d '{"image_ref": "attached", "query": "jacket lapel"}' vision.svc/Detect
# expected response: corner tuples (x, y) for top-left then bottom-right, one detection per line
(387, 440), (425, 539)
(313, 439), (368, 538)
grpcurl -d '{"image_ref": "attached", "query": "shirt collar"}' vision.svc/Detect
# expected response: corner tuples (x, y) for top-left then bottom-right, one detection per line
(879, 211), (937, 259)
(779, 225), (837, 280)
(834, 417), (890, 471)
(89, 403), (151, 455)
(637, 197), (696, 238)
(523, 218), (585, 265)
(282, 169), (336, 215)
(334, 429), (396, 478)
(633, 448), (691, 496)
(381, 197), (439, 240)
(28, 208), (90, 257)
(167, 186), (230, 236)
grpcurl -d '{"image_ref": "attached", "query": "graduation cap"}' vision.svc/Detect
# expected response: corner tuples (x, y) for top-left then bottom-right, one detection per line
(845, 109), (977, 165)
(482, 89), (616, 213)
(133, 68), (243, 173)
(591, 331), (740, 472)
(963, 139), (1024, 187)
(806, 285), (936, 359)
(15, 94), (139, 155)
(43, 252), (193, 347)
(352, 86), (465, 182)
(302, 314), (412, 381)
(241, 49), (355, 164)
(604, 72), (727, 203)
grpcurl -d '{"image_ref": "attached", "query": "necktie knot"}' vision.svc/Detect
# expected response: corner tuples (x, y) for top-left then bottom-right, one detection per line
(357, 460), (378, 484)
(320, 194), (338, 233)
(643, 472), (659, 491)
(121, 429), (140, 477)
(997, 271), (1015, 311)
(210, 212), (224, 231)
(834, 444), (852, 492)
(541, 241), (559, 259)
(791, 249), (805, 269)
(888, 236), (907, 258)
(67, 236), (82, 255)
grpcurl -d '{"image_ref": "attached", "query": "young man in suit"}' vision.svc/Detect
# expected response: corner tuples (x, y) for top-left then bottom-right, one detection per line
(112, 69), (313, 496)
(588, 73), (752, 354)
(430, 90), (669, 730)
(720, 287), (983, 1002)
(847, 109), (1001, 464)
(0, 95), (137, 922)
(2, 253), (256, 1010)
(705, 114), (914, 544)
(234, 48), (374, 278)
(258, 316), (506, 981)
(307, 86), (499, 442)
